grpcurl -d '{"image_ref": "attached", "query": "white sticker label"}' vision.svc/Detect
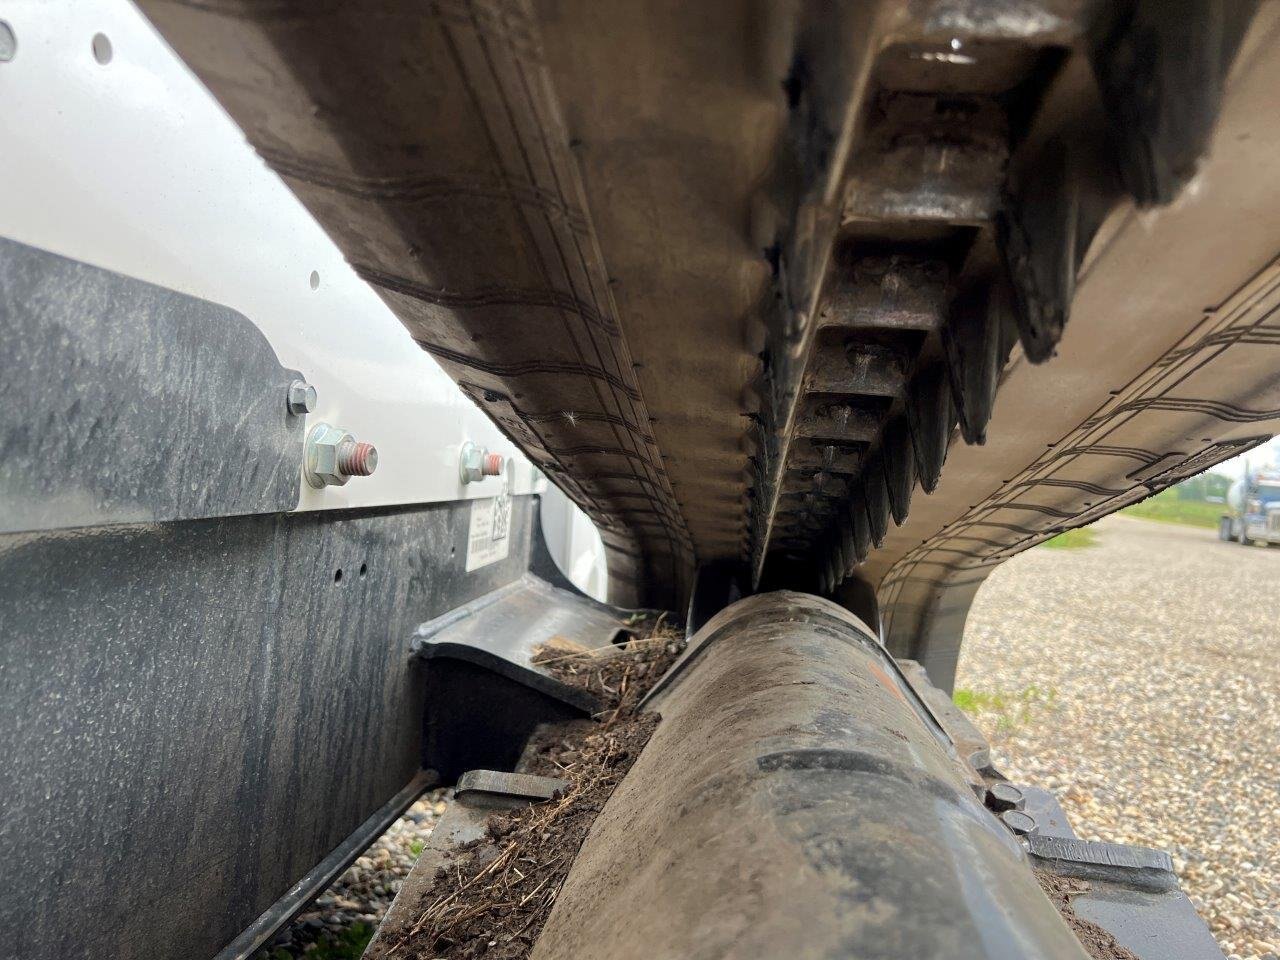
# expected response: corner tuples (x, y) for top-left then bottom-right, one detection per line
(465, 493), (512, 571)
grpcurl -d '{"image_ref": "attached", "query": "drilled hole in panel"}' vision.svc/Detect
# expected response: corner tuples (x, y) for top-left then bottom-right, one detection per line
(92, 33), (112, 65)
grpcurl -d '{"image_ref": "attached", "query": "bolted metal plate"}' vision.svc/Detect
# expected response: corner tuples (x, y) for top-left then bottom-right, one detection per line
(0, 495), (535, 960)
(0, 237), (306, 533)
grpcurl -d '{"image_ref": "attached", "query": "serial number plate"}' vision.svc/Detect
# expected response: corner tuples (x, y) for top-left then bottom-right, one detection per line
(465, 494), (512, 571)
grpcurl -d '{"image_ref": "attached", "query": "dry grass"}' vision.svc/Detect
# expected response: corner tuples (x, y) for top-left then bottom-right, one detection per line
(381, 618), (684, 959)
(532, 616), (685, 718)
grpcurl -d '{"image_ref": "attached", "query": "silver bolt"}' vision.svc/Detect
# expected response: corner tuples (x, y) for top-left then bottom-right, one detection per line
(305, 423), (378, 489)
(999, 809), (1038, 837)
(459, 441), (505, 484)
(287, 379), (317, 416)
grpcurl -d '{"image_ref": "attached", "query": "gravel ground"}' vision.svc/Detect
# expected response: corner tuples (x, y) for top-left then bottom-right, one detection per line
(957, 514), (1280, 960)
(253, 789), (450, 959)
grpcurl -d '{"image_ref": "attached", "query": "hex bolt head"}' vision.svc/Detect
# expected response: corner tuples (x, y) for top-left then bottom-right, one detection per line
(999, 809), (1038, 837)
(985, 782), (1026, 813)
(287, 379), (317, 416)
(305, 423), (377, 488)
(460, 441), (504, 484)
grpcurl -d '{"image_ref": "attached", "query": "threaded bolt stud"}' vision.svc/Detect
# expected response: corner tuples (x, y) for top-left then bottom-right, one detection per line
(338, 439), (378, 477)
(304, 423), (378, 488)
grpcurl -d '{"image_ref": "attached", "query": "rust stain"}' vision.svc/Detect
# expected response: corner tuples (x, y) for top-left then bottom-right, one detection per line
(866, 661), (909, 705)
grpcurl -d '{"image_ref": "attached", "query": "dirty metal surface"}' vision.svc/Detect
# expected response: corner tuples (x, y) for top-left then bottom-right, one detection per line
(1029, 836), (1178, 892)
(411, 572), (628, 781)
(136, 0), (1276, 656)
(455, 769), (568, 807)
(0, 495), (535, 960)
(1021, 803), (1225, 959)
(410, 573), (626, 670)
(877, 7), (1280, 689)
(897, 656), (994, 773)
(534, 591), (1088, 960)
(1065, 883), (1225, 960)
(0, 237), (305, 534)
(364, 760), (564, 960)
(137, 0), (695, 609)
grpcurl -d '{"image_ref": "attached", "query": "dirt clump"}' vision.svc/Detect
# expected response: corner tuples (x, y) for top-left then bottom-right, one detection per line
(1036, 871), (1141, 960)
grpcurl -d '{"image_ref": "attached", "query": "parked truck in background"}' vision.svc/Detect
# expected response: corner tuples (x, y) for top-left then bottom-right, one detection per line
(1221, 470), (1280, 546)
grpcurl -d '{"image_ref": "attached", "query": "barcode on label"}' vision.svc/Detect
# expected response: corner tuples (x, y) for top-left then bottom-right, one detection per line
(465, 495), (512, 571)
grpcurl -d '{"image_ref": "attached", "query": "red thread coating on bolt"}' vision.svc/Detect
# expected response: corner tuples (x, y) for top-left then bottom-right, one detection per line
(338, 440), (378, 477)
(482, 452), (504, 476)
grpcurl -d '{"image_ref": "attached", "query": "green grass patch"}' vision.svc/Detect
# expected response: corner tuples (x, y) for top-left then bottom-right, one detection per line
(1038, 527), (1098, 550)
(265, 924), (375, 960)
(952, 688), (1004, 713)
(409, 839), (424, 858)
(953, 684), (1057, 735)
(1120, 489), (1224, 529)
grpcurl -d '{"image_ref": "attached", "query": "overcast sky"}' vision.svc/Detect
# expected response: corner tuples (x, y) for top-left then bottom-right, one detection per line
(1208, 435), (1280, 479)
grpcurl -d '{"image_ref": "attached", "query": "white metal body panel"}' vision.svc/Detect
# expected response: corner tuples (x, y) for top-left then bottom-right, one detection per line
(540, 487), (609, 602)
(0, 0), (545, 509)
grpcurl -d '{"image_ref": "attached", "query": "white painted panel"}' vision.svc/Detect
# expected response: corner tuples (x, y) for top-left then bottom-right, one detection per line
(0, 0), (544, 509)
(540, 486), (609, 602)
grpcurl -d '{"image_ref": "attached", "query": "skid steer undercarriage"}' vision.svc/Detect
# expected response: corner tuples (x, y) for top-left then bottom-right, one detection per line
(2, 0), (1277, 957)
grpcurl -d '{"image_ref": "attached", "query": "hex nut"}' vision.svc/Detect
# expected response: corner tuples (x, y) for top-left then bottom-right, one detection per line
(999, 809), (1038, 837)
(985, 782), (1026, 813)
(305, 423), (376, 488)
(306, 423), (351, 488)
(460, 442), (482, 484)
(459, 441), (503, 484)
(287, 379), (317, 416)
